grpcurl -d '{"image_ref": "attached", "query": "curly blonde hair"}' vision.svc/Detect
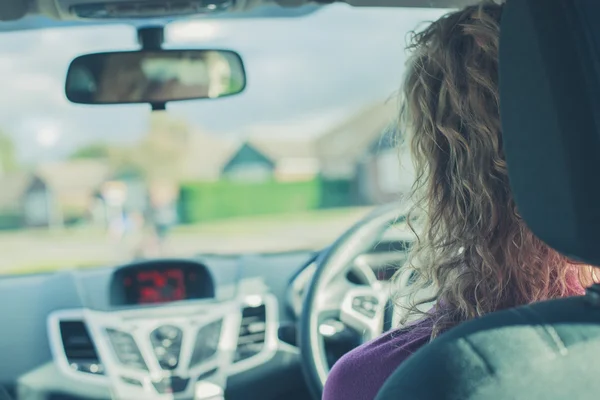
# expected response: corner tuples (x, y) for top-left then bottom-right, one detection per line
(396, 1), (592, 338)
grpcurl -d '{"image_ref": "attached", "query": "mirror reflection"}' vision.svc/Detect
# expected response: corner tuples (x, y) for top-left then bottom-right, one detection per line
(65, 50), (246, 105)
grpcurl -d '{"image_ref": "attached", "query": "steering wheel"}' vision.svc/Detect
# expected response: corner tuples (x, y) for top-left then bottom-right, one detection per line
(298, 202), (413, 399)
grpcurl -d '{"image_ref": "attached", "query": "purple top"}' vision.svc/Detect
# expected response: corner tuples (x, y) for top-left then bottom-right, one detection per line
(322, 270), (586, 400)
(322, 319), (433, 400)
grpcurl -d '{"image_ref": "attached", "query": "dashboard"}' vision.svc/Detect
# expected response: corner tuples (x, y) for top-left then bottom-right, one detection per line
(0, 235), (411, 400)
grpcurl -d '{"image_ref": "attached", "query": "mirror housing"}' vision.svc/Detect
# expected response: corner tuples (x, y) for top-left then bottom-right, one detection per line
(65, 49), (246, 106)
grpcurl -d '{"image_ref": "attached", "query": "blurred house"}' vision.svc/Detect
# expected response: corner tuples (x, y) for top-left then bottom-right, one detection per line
(220, 101), (402, 204)
(180, 128), (238, 181)
(0, 172), (51, 228)
(221, 142), (275, 182)
(36, 160), (111, 225)
(0, 160), (115, 229)
(315, 101), (397, 180)
(222, 138), (319, 183)
(315, 101), (401, 205)
(356, 126), (415, 205)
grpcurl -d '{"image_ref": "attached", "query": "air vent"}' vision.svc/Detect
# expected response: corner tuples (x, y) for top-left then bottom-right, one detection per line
(234, 305), (266, 363)
(70, 0), (234, 19)
(59, 320), (104, 375)
(189, 320), (222, 367)
(106, 329), (148, 371)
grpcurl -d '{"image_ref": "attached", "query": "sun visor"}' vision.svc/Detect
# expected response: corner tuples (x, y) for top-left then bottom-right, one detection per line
(499, 0), (600, 265)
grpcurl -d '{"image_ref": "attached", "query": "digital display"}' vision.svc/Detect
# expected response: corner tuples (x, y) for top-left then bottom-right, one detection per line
(112, 261), (214, 306)
(126, 268), (188, 304)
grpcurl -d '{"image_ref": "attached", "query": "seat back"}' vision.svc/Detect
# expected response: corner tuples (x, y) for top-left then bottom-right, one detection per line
(376, 297), (600, 400)
(500, 0), (600, 265)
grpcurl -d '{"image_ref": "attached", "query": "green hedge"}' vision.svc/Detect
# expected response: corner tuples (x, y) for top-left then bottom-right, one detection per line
(179, 179), (320, 223)
(318, 179), (355, 209)
(0, 212), (22, 230)
(179, 178), (358, 224)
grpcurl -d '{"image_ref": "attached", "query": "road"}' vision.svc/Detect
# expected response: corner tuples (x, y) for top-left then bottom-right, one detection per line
(0, 208), (373, 275)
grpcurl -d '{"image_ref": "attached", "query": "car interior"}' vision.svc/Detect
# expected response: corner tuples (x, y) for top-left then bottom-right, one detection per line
(0, 0), (597, 399)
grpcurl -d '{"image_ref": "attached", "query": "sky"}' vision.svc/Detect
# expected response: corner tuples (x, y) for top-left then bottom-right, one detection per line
(0, 4), (447, 163)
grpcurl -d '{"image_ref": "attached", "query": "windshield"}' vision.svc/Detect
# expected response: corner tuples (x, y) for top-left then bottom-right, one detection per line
(0, 5), (445, 276)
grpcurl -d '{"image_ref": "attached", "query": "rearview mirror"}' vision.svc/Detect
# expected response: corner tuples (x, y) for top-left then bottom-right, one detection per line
(65, 50), (246, 105)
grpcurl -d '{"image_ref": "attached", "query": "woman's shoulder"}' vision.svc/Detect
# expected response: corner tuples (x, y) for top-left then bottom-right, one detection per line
(336, 321), (432, 365)
(322, 319), (432, 400)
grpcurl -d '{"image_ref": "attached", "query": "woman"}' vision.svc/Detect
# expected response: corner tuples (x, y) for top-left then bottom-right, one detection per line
(322, 2), (592, 399)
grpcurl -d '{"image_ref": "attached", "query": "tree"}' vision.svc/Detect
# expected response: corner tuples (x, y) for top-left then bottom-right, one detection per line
(69, 142), (112, 160)
(66, 114), (193, 182)
(68, 142), (138, 175)
(0, 131), (18, 174)
(131, 112), (192, 181)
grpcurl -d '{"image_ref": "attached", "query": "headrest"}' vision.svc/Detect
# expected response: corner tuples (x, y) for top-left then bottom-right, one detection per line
(500, 0), (600, 265)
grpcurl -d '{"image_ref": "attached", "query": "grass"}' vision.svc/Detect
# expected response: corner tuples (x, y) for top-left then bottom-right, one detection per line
(0, 225), (106, 240)
(5, 261), (110, 276)
(173, 206), (371, 235)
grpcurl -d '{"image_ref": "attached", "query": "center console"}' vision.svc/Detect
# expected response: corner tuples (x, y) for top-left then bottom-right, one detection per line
(46, 260), (279, 400)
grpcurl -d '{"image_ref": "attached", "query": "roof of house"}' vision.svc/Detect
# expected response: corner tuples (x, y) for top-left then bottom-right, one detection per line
(0, 161), (115, 214)
(247, 137), (316, 161)
(221, 142), (275, 173)
(368, 123), (399, 154)
(181, 128), (239, 181)
(183, 100), (397, 180)
(243, 101), (396, 164)
(36, 160), (111, 193)
(314, 101), (397, 178)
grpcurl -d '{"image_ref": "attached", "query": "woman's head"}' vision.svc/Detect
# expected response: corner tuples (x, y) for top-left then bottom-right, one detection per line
(397, 1), (589, 337)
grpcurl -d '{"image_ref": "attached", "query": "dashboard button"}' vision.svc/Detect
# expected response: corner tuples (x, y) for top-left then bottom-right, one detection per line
(156, 325), (181, 340)
(150, 325), (183, 370)
(351, 295), (379, 318)
(72, 361), (104, 375)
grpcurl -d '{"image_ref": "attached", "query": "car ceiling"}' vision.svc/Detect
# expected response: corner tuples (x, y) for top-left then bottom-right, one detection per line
(0, 0), (484, 31)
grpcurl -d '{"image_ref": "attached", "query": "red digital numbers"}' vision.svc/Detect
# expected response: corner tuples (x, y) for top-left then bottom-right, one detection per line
(136, 268), (187, 304)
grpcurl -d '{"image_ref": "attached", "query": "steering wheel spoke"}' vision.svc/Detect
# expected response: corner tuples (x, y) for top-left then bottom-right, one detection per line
(314, 275), (358, 313)
(340, 284), (388, 341)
